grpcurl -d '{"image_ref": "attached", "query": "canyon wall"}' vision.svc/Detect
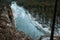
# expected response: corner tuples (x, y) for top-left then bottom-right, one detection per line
(0, 2), (32, 40)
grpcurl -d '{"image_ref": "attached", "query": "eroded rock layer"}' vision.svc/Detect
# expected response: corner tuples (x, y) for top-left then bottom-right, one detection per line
(0, 3), (32, 40)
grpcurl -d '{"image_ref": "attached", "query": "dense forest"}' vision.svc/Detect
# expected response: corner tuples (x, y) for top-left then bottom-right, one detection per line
(0, 0), (60, 40)
(1, 0), (60, 17)
(16, 0), (60, 29)
(17, 0), (60, 18)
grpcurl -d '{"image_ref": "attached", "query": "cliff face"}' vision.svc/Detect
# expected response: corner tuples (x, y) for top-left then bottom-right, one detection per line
(0, 3), (32, 40)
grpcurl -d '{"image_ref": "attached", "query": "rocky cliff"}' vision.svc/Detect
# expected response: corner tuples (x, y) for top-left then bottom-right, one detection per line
(0, 3), (32, 40)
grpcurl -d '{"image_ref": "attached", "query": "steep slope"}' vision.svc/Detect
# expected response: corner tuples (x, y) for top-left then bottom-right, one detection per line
(0, 2), (32, 40)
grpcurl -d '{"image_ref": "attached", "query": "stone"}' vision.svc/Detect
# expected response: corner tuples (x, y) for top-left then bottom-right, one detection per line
(0, 3), (32, 40)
